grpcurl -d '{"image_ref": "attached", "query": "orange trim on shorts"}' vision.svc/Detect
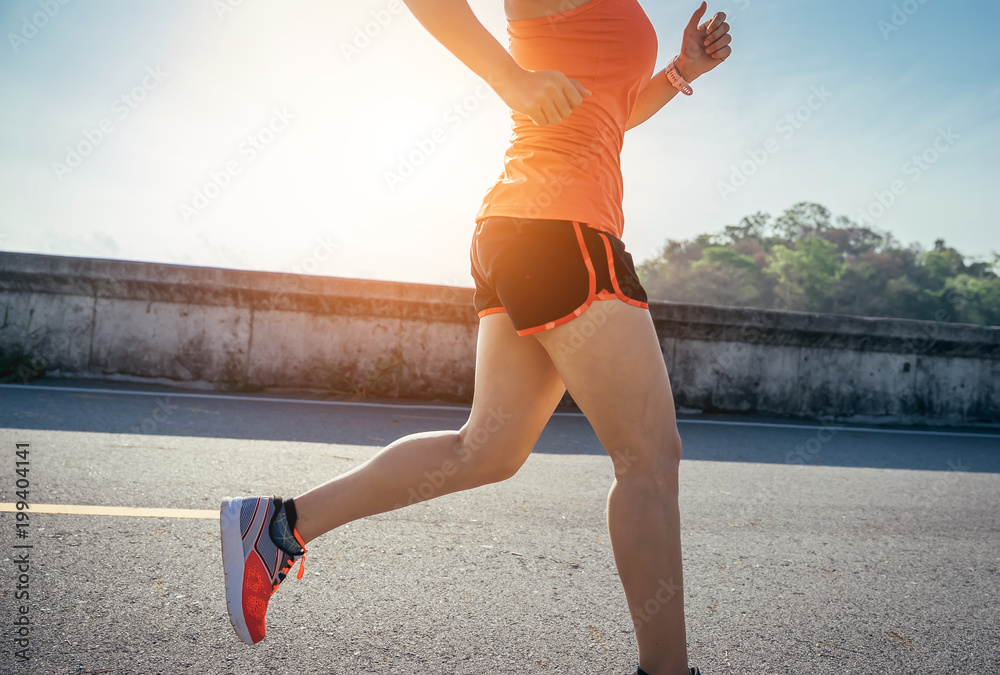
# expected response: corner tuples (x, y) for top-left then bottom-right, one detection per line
(598, 232), (649, 310)
(573, 221), (598, 299)
(477, 306), (508, 319)
(515, 308), (589, 336)
(514, 221), (600, 337)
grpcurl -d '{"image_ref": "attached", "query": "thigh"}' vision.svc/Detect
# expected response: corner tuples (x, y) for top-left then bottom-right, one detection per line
(532, 300), (680, 471)
(460, 312), (567, 472)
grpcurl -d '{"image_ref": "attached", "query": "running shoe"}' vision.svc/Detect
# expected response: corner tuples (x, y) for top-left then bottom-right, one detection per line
(220, 496), (306, 644)
(636, 669), (703, 675)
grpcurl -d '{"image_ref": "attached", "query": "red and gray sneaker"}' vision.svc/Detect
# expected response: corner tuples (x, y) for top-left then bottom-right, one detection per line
(220, 496), (306, 644)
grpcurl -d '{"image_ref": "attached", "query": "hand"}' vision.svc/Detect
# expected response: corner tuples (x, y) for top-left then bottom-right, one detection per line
(677, 1), (733, 81)
(492, 68), (592, 127)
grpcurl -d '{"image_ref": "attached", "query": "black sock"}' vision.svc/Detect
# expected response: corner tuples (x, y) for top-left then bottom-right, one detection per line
(284, 497), (298, 531)
(269, 496), (304, 556)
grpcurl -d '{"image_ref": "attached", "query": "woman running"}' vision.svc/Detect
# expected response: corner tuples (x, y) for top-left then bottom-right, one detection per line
(220, 1), (732, 673)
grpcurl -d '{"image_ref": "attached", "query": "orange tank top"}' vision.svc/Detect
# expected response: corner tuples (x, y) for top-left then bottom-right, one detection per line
(476, 0), (658, 239)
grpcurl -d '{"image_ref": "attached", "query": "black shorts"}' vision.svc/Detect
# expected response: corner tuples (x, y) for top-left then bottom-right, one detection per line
(470, 217), (649, 336)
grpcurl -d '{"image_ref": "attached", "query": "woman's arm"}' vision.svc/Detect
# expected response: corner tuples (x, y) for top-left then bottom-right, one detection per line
(402, 0), (591, 127)
(626, 2), (733, 131)
(626, 70), (683, 132)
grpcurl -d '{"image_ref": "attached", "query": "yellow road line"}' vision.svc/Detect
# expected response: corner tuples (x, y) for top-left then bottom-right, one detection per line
(0, 503), (217, 519)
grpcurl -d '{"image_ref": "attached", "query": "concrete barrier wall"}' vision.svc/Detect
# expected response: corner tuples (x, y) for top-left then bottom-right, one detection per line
(1, 252), (997, 424)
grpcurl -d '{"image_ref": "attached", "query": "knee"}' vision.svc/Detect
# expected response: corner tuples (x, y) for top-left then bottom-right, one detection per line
(455, 425), (529, 484)
(609, 428), (682, 485)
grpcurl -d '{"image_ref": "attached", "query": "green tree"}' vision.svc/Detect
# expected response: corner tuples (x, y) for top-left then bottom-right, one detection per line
(765, 238), (843, 312)
(940, 274), (1000, 325)
(772, 201), (831, 241)
(722, 211), (772, 245)
(690, 247), (766, 306)
(821, 224), (885, 255)
(637, 202), (1000, 326)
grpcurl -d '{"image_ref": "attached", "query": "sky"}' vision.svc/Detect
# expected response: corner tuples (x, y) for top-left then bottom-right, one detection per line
(1, 0), (998, 288)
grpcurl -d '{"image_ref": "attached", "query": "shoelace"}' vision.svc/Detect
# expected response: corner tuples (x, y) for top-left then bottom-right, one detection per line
(271, 548), (307, 597)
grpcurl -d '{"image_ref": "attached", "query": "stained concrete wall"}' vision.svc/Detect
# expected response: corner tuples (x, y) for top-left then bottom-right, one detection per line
(1, 252), (997, 424)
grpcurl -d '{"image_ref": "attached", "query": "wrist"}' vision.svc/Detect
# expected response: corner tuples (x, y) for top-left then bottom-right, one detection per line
(487, 59), (527, 95)
(674, 55), (700, 82)
(663, 56), (694, 96)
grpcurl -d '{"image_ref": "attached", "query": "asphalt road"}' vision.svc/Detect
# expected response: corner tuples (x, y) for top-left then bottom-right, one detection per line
(0, 379), (998, 675)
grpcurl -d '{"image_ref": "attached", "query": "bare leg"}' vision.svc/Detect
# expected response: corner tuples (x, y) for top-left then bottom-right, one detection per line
(293, 312), (566, 544)
(533, 300), (688, 675)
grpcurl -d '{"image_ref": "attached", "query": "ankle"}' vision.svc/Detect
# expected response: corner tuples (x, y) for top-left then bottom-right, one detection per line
(269, 496), (305, 555)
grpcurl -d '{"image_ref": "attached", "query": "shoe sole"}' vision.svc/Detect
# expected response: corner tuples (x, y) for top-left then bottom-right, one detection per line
(220, 497), (254, 645)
